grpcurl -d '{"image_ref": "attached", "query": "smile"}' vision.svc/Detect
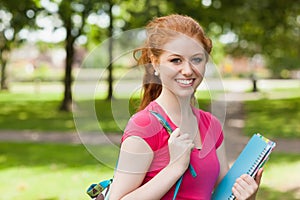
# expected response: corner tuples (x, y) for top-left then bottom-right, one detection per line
(175, 79), (194, 85)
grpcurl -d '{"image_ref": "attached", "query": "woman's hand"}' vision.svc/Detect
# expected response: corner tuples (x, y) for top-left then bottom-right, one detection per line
(168, 128), (194, 172)
(232, 168), (264, 200)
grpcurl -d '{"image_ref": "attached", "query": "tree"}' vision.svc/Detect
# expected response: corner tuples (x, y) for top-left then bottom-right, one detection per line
(0, 0), (38, 90)
(123, 0), (171, 29)
(166, 0), (300, 77)
(106, 0), (114, 100)
(220, 0), (300, 77)
(104, 0), (171, 100)
(80, 0), (171, 100)
(41, 0), (106, 111)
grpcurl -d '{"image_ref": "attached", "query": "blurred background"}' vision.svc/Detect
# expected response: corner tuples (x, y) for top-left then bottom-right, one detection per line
(0, 0), (299, 199)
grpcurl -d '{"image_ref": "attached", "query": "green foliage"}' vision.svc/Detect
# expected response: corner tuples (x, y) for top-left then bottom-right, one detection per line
(244, 98), (300, 139)
(0, 0), (39, 37)
(166, 0), (300, 77)
(0, 0), (40, 90)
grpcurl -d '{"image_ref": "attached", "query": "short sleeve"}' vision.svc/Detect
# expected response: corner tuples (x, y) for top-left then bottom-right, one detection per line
(122, 110), (164, 151)
(197, 109), (224, 157)
(208, 113), (224, 149)
(215, 129), (224, 149)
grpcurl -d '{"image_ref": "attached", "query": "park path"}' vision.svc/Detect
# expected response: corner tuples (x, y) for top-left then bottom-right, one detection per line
(0, 92), (299, 163)
(221, 101), (300, 163)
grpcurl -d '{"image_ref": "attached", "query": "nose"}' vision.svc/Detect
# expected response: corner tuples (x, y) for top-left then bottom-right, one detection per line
(181, 61), (193, 76)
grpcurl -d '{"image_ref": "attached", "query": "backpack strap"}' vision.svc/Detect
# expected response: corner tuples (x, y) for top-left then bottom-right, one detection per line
(149, 110), (197, 199)
(87, 179), (113, 199)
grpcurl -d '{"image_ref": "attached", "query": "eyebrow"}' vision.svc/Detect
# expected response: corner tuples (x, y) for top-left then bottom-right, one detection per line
(167, 52), (205, 58)
(191, 52), (205, 57)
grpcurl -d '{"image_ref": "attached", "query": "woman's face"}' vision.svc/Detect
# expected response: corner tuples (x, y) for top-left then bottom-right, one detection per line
(154, 35), (207, 98)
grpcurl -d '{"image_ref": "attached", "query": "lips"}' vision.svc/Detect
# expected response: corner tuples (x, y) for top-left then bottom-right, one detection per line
(175, 79), (194, 85)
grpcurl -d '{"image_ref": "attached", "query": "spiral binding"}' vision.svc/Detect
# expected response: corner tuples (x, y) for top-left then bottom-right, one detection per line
(248, 147), (268, 176)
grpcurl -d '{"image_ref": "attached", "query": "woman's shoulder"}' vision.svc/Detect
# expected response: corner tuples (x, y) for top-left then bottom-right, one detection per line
(124, 102), (163, 137)
(128, 102), (160, 125)
(122, 102), (166, 151)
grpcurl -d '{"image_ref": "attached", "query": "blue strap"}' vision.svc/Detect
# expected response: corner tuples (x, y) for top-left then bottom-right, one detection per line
(150, 110), (197, 199)
(173, 176), (183, 200)
(189, 164), (197, 178)
(150, 110), (173, 134)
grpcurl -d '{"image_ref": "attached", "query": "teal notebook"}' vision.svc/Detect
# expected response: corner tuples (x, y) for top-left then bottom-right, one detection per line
(212, 133), (276, 200)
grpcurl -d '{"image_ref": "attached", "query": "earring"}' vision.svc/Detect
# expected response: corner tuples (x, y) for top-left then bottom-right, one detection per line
(154, 70), (159, 76)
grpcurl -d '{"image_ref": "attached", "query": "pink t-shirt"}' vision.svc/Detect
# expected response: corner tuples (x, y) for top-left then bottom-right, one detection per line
(122, 101), (224, 199)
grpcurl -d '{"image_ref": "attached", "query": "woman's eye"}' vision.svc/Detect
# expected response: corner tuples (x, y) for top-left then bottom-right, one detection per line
(170, 58), (182, 64)
(191, 57), (203, 64)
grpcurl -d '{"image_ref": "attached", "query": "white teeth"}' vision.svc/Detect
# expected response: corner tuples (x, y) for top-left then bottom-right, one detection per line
(176, 79), (193, 85)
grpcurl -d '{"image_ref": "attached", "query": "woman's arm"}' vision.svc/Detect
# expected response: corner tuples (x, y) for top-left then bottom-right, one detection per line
(109, 129), (193, 200)
(109, 136), (154, 200)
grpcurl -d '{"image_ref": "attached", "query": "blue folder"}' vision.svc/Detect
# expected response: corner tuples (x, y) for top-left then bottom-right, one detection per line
(212, 133), (276, 200)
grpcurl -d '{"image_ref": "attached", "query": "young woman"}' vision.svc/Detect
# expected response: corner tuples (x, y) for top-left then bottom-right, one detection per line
(109, 14), (263, 200)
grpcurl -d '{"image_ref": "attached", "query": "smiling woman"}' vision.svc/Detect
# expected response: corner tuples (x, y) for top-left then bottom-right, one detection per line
(103, 14), (264, 200)
(154, 35), (206, 98)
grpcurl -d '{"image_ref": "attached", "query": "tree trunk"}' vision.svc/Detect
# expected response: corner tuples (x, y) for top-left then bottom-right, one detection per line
(0, 59), (8, 91)
(106, 0), (114, 100)
(0, 47), (9, 90)
(60, 27), (74, 112)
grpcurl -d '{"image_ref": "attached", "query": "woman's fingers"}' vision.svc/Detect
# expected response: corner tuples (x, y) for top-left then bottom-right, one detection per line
(169, 128), (181, 142)
(169, 129), (193, 146)
(168, 128), (194, 168)
(255, 168), (264, 185)
(232, 174), (259, 200)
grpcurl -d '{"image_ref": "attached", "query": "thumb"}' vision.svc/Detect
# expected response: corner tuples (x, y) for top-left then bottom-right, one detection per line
(170, 128), (180, 138)
(255, 168), (264, 185)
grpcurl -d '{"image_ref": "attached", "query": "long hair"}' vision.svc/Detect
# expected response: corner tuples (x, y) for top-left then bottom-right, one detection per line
(134, 14), (212, 111)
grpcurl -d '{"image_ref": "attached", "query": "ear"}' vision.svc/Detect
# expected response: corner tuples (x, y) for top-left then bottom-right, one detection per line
(150, 54), (159, 72)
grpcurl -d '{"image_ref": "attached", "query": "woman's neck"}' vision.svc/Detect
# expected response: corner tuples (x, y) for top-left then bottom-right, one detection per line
(155, 89), (200, 147)
(155, 89), (194, 126)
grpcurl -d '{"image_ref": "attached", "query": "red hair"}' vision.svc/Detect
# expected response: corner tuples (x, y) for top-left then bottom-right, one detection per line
(134, 14), (212, 111)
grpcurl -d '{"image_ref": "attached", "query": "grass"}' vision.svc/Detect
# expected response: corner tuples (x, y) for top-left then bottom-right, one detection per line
(256, 152), (300, 200)
(1, 85), (300, 199)
(2, 90), (300, 139)
(244, 97), (300, 139)
(0, 92), (76, 132)
(0, 141), (298, 200)
(0, 91), (210, 133)
(0, 142), (117, 200)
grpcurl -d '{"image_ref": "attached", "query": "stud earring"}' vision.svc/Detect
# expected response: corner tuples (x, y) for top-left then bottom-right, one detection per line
(154, 70), (159, 76)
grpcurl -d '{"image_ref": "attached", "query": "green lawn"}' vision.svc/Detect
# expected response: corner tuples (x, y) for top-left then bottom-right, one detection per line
(0, 142), (116, 200)
(0, 91), (210, 133)
(1, 89), (300, 199)
(244, 97), (300, 139)
(1, 91), (300, 139)
(0, 142), (299, 200)
(256, 152), (300, 200)
(0, 93), (75, 132)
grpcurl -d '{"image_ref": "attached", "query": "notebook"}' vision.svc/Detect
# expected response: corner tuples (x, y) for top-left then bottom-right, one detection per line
(211, 133), (276, 200)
